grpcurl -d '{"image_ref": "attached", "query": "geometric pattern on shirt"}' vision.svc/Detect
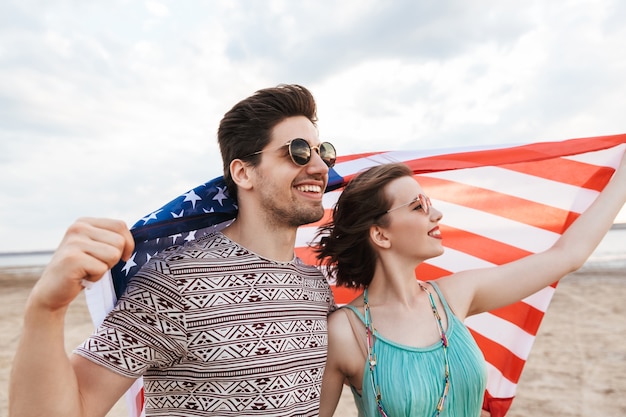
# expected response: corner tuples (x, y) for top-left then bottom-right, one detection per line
(77, 232), (334, 416)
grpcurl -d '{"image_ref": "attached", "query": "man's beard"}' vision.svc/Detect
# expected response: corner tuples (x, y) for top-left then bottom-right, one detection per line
(261, 193), (325, 228)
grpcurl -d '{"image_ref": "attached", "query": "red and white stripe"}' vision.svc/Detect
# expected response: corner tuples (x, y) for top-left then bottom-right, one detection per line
(296, 134), (626, 416)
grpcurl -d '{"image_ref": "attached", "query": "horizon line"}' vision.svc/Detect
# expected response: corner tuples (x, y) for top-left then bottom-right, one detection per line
(1, 222), (625, 256)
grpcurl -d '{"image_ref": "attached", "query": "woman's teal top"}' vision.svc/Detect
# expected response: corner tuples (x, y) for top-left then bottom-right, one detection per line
(343, 281), (487, 417)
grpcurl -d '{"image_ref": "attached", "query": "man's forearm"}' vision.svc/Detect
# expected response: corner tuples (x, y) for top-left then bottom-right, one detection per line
(10, 302), (84, 417)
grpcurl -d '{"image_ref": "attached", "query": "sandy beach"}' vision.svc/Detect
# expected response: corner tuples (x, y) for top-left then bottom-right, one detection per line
(2, 266), (625, 417)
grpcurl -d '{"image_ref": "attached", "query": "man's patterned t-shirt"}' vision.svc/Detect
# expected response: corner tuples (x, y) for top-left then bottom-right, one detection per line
(75, 232), (335, 416)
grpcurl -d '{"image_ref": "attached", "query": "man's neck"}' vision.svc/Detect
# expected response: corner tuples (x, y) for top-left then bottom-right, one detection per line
(221, 217), (297, 262)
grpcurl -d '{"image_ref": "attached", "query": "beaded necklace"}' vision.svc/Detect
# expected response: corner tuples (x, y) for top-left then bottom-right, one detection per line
(363, 283), (450, 417)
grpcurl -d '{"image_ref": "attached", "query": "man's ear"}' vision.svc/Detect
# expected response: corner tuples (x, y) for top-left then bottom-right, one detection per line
(369, 224), (391, 249)
(230, 159), (254, 191)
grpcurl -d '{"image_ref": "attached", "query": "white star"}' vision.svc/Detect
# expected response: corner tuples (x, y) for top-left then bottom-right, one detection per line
(213, 186), (228, 206)
(145, 251), (157, 263)
(183, 190), (202, 209)
(121, 253), (137, 276)
(185, 230), (197, 242)
(171, 209), (184, 218)
(141, 209), (162, 224)
(170, 233), (182, 244)
(203, 207), (215, 213)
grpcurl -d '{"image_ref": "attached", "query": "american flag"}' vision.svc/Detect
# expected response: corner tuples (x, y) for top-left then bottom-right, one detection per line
(85, 133), (626, 417)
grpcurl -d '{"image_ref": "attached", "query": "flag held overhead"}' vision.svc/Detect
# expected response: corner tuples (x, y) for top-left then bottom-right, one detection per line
(86, 133), (626, 417)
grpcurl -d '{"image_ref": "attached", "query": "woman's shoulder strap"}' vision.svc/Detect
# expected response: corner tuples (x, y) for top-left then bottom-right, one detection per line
(427, 280), (454, 314)
(339, 306), (368, 358)
(341, 304), (366, 323)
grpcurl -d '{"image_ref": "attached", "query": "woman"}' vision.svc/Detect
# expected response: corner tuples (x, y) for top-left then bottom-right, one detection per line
(315, 153), (626, 417)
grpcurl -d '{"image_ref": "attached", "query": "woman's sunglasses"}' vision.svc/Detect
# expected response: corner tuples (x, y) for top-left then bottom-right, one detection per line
(375, 193), (432, 218)
(386, 193), (432, 215)
(246, 138), (337, 168)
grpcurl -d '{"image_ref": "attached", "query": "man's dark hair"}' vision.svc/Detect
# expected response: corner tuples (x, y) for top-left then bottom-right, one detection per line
(217, 84), (318, 201)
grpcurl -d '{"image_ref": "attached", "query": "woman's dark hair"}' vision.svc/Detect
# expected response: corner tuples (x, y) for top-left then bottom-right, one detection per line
(315, 163), (413, 289)
(217, 84), (318, 201)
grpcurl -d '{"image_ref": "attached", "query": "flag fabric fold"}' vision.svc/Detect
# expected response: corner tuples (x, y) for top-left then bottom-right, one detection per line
(84, 133), (626, 417)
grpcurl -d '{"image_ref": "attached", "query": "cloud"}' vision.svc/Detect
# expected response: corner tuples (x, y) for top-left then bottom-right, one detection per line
(283, 2), (530, 80)
(0, 0), (625, 251)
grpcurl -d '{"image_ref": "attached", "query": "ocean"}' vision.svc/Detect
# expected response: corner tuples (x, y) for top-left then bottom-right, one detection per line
(0, 250), (54, 272)
(1, 226), (625, 271)
(580, 225), (626, 271)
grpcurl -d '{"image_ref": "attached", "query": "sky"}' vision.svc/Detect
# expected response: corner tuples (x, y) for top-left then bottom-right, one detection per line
(1, 0), (626, 253)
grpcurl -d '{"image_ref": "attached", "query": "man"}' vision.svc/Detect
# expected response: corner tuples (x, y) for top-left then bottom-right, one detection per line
(10, 84), (337, 417)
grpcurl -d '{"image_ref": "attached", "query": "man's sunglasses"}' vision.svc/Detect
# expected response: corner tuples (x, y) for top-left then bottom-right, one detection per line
(247, 138), (336, 168)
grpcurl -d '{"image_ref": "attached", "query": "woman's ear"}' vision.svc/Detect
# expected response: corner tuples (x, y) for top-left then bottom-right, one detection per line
(230, 159), (254, 191)
(369, 224), (391, 249)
